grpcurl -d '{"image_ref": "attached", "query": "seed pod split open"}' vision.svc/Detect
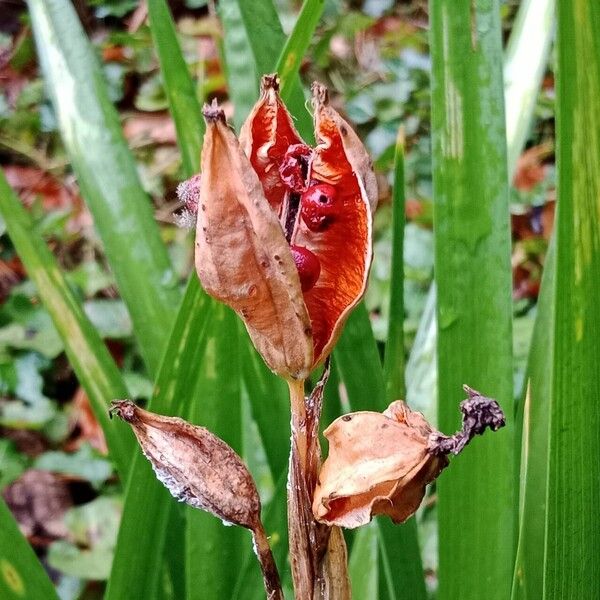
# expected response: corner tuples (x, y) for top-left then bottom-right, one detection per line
(194, 76), (376, 377)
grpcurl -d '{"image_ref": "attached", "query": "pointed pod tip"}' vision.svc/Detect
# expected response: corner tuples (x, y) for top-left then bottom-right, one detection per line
(109, 399), (137, 423)
(311, 81), (329, 107)
(202, 99), (226, 123)
(261, 74), (280, 93)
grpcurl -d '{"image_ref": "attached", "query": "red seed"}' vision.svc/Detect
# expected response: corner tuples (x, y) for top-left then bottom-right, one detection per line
(290, 245), (321, 292)
(300, 183), (338, 232)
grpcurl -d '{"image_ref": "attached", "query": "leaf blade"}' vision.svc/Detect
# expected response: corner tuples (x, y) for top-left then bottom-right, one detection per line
(0, 497), (59, 600)
(0, 170), (133, 478)
(27, 0), (181, 374)
(147, 0), (204, 175)
(429, 1), (514, 598)
(543, 2), (600, 595)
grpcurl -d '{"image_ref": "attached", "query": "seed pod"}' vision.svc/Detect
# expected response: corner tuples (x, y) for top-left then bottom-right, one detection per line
(313, 401), (447, 529)
(239, 75), (377, 368)
(110, 400), (261, 530)
(195, 101), (313, 380)
(313, 387), (506, 529)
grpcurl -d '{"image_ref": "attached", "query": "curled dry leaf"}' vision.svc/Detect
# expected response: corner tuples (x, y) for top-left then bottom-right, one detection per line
(109, 400), (260, 530)
(191, 75), (376, 379)
(313, 387), (505, 529)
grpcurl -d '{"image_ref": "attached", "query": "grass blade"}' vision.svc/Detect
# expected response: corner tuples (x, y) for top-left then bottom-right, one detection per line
(147, 0), (204, 175)
(185, 305), (244, 600)
(219, 0), (259, 130)
(429, 2), (514, 598)
(511, 241), (555, 599)
(27, 0), (181, 374)
(106, 280), (215, 600)
(379, 134), (427, 600)
(0, 497), (59, 600)
(543, 3), (600, 595)
(235, 0), (313, 141)
(275, 0), (325, 102)
(0, 170), (133, 478)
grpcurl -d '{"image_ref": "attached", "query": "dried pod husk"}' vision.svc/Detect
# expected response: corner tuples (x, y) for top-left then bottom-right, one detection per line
(313, 401), (448, 529)
(195, 101), (313, 380)
(110, 400), (261, 530)
(240, 76), (377, 368)
(294, 83), (376, 364)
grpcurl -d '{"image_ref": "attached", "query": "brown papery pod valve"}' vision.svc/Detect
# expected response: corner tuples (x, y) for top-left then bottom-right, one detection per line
(190, 77), (376, 381)
(110, 400), (261, 528)
(313, 386), (505, 529)
(110, 400), (283, 599)
(195, 100), (313, 381)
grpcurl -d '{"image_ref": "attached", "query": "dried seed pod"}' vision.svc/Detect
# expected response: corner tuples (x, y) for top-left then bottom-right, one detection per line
(313, 387), (506, 529)
(313, 401), (447, 528)
(239, 75), (377, 368)
(195, 101), (313, 380)
(110, 400), (261, 530)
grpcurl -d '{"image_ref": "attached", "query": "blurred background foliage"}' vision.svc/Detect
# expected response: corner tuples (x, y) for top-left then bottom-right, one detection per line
(0, 0), (556, 598)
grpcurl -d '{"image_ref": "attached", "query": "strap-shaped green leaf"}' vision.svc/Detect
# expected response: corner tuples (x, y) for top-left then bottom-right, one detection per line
(429, 2), (514, 598)
(543, 2), (600, 595)
(0, 497), (59, 600)
(0, 170), (133, 478)
(27, 0), (181, 374)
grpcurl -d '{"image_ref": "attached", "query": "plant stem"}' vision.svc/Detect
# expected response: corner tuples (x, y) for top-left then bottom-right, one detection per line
(287, 376), (350, 599)
(287, 378), (313, 598)
(252, 523), (284, 600)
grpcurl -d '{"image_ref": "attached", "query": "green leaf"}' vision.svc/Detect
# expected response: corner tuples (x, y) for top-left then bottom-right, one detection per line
(349, 523), (379, 599)
(219, 0), (259, 130)
(429, 1), (514, 598)
(0, 496), (59, 600)
(334, 303), (385, 412)
(235, 0), (313, 141)
(27, 0), (181, 374)
(504, 0), (556, 178)
(383, 134), (406, 403)
(0, 170), (133, 478)
(511, 241), (555, 600)
(106, 279), (215, 600)
(147, 0), (204, 175)
(275, 0), (325, 102)
(543, 2), (600, 595)
(185, 305), (245, 600)
(240, 332), (290, 480)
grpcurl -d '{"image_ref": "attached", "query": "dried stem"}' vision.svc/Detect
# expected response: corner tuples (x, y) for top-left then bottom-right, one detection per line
(252, 523), (284, 600)
(428, 385), (506, 456)
(287, 370), (349, 599)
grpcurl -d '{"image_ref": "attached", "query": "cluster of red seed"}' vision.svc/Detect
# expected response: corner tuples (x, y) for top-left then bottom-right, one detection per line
(279, 147), (339, 292)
